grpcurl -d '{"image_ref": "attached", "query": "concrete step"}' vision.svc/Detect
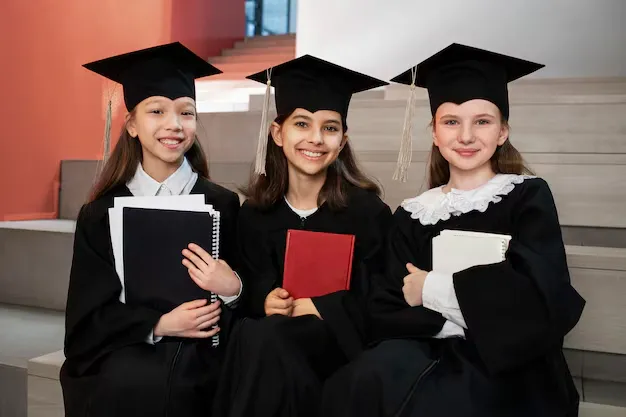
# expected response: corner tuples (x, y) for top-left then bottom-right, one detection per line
(221, 45), (295, 56)
(0, 304), (64, 417)
(234, 35), (295, 49)
(0, 220), (74, 310)
(211, 61), (288, 74)
(23, 346), (626, 417)
(210, 52), (294, 64)
(248, 88), (386, 111)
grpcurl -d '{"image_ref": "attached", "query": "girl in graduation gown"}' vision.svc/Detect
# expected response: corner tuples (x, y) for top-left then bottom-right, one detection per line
(320, 44), (586, 417)
(212, 56), (392, 417)
(60, 43), (243, 417)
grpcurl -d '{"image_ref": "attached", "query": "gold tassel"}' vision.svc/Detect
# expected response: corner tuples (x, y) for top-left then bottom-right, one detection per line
(103, 99), (112, 164)
(254, 69), (273, 176)
(392, 66), (418, 182)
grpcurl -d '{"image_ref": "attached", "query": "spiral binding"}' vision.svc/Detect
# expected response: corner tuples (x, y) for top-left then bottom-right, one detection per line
(500, 240), (507, 261)
(210, 210), (221, 348)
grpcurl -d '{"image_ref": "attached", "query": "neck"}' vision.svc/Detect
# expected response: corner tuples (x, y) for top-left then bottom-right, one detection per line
(141, 154), (183, 183)
(285, 167), (326, 210)
(445, 163), (497, 192)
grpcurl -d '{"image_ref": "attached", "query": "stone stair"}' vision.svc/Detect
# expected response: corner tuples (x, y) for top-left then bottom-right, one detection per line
(2, 77), (626, 416)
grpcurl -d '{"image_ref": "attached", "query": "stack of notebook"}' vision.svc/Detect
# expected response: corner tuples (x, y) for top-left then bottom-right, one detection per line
(108, 195), (221, 346)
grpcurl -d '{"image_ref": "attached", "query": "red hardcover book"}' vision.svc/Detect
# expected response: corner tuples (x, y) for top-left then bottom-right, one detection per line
(282, 229), (355, 299)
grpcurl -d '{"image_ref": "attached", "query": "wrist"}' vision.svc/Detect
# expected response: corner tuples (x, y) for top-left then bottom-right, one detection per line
(154, 316), (165, 337)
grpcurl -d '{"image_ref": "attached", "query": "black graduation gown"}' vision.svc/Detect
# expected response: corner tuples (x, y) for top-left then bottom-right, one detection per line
(320, 178), (586, 417)
(60, 177), (241, 417)
(213, 185), (393, 417)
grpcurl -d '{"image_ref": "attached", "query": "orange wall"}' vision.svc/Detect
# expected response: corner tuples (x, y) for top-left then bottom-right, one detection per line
(0, 0), (244, 220)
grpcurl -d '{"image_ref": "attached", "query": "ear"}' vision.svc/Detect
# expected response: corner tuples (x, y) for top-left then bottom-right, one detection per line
(432, 123), (440, 147)
(270, 121), (283, 147)
(339, 134), (348, 151)
(497, 122), (509, 146)
(125, 113), (137, 138)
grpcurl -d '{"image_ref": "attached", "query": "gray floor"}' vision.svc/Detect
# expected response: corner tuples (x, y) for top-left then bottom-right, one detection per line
(0, 304), (64, 417)
(0, 304), (64, 369)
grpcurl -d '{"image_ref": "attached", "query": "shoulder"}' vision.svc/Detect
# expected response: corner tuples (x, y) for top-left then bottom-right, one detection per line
(195, 177), (239, 204)
(239, 198), (282, 227)
(507, 177), (559, 215)
(77, 186), (128, 227)
(346, 186), (391, 219)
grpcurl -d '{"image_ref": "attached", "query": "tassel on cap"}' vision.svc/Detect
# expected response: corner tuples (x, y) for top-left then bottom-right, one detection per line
(103, 98), (112, 164)
(254, 68), (273, 176)
(392, 66), (418, 182)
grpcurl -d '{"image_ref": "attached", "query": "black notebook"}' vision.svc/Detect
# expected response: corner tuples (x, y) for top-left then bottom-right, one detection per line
(122, 206), (221, 345)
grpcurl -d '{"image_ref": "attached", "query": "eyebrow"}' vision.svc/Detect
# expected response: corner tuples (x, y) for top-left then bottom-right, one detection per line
(292, 114), (313, 121)
(324, 119), (341, 125)
(474, 113), (496, 118)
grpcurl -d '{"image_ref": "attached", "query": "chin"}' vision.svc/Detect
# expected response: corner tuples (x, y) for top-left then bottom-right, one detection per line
(290, 160), (329, 177)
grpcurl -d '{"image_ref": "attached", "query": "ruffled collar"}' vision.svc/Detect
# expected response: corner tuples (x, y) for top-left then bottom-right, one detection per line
(401, 174), (534, 226)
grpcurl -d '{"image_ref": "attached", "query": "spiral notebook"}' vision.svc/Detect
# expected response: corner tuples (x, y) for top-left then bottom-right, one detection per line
(109, 196), (221, 347)
(432, 230), (511, 274)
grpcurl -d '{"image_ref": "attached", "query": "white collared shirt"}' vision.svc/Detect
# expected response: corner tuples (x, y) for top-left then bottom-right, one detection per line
(126, 158), (242, 343)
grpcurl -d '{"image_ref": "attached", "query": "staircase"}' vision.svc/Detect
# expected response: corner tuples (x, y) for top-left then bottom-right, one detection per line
(208, 34), (295, 81)
(193, 34), (295, 112)
(2, 77), (626, 416)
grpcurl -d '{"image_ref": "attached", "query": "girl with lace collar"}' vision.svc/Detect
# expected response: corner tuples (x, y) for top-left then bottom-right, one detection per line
(321, 44), (585, 417)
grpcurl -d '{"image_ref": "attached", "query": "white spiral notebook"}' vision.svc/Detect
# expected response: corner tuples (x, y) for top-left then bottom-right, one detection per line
(432, 230), (512, 275)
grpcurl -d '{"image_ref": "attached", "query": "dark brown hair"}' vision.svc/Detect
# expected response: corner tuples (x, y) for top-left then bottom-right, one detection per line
(428, 117), (534, 189)
(89, 110), (209, 202)
(242, 113), (381, 210)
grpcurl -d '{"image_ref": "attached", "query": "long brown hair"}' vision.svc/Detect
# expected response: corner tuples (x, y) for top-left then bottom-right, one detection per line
(242, 114), (381, 210)
(428, 118), (534, 189)
(89, 110), (210, 202)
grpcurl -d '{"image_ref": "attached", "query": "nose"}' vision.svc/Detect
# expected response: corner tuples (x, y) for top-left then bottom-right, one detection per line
(307, 128), (324, 145)
(164, 111), (182, 132)
(458, 123), (475, 145)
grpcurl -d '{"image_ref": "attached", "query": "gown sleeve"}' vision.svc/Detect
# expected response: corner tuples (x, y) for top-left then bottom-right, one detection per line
(237, 203), (281, 318)
(64, 204), (163, 376)
(367, 208), (447, 343)
(453, 178), (586, 374)
(216, 192), (242, 306)
(311, 203), (393, 359)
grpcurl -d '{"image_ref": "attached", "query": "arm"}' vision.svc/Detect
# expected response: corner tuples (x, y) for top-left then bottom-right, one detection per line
(64, 205), (163, 375)
(367, 208), (447, 342)
(452, 179), (585, 373)
(237, 204), (281, 318)
(310, 203), (394, 358)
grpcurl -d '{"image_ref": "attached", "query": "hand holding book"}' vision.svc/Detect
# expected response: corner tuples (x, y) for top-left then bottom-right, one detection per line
(182, 243), (240, 297)
(402, 263), (429, 307)
(153, 299), (221, 339)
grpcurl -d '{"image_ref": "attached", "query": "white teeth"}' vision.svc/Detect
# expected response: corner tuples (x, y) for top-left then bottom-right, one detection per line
(301, 150), (323, 158)
(160, 139), (181, 145)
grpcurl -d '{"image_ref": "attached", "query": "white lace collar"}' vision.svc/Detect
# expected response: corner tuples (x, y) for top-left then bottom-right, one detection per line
(401, 174), (535, 226)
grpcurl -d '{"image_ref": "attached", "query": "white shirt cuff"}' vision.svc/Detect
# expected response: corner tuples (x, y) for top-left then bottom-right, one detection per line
(146, 329), (163, 345)
(218, 271), (243, 305)
(433, 320), (466, 339)
(422, 271), (467, 329)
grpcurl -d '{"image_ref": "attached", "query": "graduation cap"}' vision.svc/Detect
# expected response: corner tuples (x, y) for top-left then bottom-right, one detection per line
(390, 43), (544, 182)
(83, 42), (222, 163)
(246, 55), (388, 175)
(84, 42), (222, 111)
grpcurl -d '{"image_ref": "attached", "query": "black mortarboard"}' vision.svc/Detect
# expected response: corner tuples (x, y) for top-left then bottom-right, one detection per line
(391, 43), (544, 120)
(246, 55), (388, 175)
(83, 42), (222, 111)
(390, 43), (544, 182)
